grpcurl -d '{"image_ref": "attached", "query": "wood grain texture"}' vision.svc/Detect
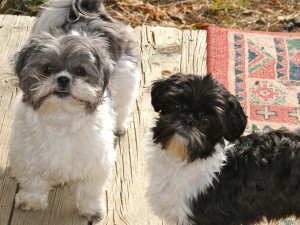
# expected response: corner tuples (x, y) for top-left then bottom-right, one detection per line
(100, 25), (207, 225)
(0, 15), (207, 225)
(0, 15), (35, 225)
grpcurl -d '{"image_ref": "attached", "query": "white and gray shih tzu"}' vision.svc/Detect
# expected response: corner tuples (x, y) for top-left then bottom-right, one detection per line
(9, 0), (140, 221)
(145, 73), (300, 225)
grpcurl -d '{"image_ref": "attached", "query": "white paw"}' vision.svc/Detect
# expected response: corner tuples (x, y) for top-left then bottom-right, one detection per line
(114, 123), (128, 136)
(77, 197), (105, 222)
(78, 204), (105, 222)
(15, 192), (48, 211)
(75, 194), (105, 222)
(79, 211), (104, 222)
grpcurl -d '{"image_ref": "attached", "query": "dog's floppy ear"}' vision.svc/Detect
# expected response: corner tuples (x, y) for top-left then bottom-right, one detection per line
(223, 95), (247, 141)
(13, 42), (36, 78)
(13, 33), (56, 78)
(151, 79), (167, 112)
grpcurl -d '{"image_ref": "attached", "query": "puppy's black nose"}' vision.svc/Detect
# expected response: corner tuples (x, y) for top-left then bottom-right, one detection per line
(57, 76), (70, 88)
(184, 119), (194, 127)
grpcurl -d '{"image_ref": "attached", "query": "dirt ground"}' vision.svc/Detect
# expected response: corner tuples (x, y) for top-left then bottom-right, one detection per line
(1, 0), (300, 32)
(102, 0), (300, 32)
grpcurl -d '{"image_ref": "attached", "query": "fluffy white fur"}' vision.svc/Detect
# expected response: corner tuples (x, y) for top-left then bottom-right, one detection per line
(31, 0), (140, 133)
(110, 55), (140, 134)
(32, 0), (74, 35)
(145, 131), (227, 225)
(10, 92), (115, 216)
(10, 57), (140, 220)
(10, 0), (140, 220)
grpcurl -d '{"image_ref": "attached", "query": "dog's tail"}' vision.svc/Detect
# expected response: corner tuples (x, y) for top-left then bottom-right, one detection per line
(31, 0), (102, 35)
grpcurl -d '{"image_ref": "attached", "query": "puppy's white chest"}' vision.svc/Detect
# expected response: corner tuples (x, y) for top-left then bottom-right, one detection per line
(10, 100), (115, 183)
(145, 131), (226, 225)
(35, 122), (103, 178)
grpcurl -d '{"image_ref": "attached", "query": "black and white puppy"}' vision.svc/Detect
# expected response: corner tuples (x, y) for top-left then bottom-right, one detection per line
(9, 0), (140, 222)
(145, 73), (300, 225)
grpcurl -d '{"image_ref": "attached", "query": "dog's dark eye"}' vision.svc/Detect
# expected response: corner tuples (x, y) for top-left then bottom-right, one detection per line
(201, 116), (212, 126)
(170, 104), (181, 111)
(162, 103), (181, 114)
(75, 66), (86, 77)
(43, 64), (54, 76)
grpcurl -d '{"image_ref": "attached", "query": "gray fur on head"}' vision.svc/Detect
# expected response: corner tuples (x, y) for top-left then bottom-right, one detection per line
(13, 0), (140, 113)
(13, 32), (112, 111)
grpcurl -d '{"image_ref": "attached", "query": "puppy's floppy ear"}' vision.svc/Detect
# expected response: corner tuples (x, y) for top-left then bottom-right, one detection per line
(151, 79), (167, 112)
(13, 42), (35, 78)
(223, 95), (247, 141)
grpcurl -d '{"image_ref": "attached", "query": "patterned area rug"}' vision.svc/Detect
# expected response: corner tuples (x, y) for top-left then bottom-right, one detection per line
(207, 26), (300, 135)
(207, 26), (300, 225)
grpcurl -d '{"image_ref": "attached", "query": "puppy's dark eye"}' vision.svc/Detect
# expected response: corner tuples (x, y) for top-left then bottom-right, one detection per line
(43, 64), (54, 76)
(75, 66), (86, 77)
(171, 104), (181, 111)
(201, 116), (212, 126)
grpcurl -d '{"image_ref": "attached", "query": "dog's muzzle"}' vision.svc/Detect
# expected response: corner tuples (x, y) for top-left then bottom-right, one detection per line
(182, 114), (197, 128)
(55, 76), (71, 98)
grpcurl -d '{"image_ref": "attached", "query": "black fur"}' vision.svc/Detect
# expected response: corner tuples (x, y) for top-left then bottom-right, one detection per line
(150, 73), (300, 225)
(189, 130), (300, 225)
(151, 73), (247, 161)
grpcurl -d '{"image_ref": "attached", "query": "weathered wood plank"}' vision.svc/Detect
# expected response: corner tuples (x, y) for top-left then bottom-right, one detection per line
(0, 15), (207, 225)
(140, 26), (182, 87)
(181, 29), (207, 75)
(99, 25), (207, 225)
(0, 15), (35, 225)
(11, 186), (87, 225)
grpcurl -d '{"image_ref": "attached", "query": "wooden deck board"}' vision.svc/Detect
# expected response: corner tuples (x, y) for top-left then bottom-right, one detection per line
(0, 15), (207, 225)
(0, 15), (35, 225)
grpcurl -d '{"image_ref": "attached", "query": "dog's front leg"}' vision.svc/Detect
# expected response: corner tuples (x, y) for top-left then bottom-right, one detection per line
(70, 179), (106, 222)
(15, 176), (51, 211)
(110, 57), (141, 136)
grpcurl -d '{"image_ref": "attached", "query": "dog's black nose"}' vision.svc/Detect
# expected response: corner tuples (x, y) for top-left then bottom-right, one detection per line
(184, 119), (194, 127)
(57, 76), (70, 88)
